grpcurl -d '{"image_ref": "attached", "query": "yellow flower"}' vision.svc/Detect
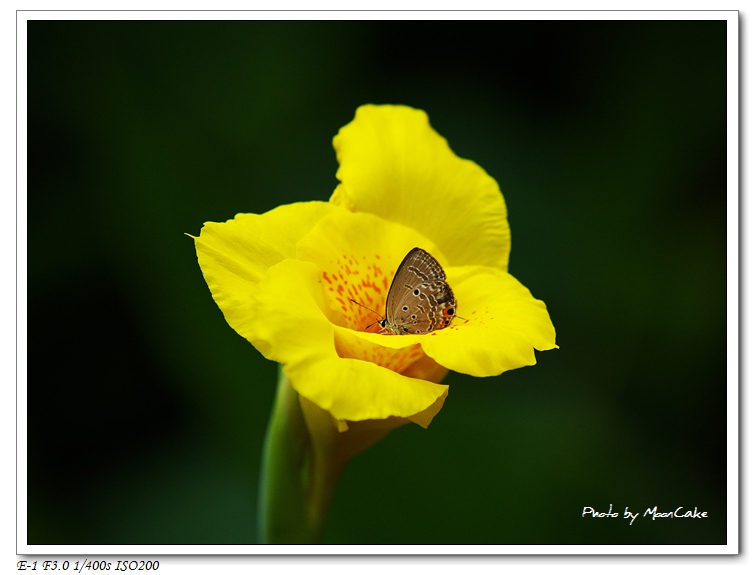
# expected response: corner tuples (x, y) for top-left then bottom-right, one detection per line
(194, 104), (556, 431)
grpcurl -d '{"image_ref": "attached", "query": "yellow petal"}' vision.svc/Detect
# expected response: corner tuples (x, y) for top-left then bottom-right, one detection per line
(244, 258), (335, 363)
(406, 388), (448, 428)
(353, 265), (557, 377)
(285, 356), (448, 422)
(420, 266), (558, 376)
(331, 104), (511, 271)
(193, 201), (337, 343)
(195, 201), (337, 286)
(401, 354), (449, 385)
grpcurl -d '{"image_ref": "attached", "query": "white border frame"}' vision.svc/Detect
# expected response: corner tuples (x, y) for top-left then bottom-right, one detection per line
(15, 9), (739, 558)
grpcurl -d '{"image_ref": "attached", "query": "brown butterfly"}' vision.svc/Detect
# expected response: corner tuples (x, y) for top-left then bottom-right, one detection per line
(352, 247), (457, 335)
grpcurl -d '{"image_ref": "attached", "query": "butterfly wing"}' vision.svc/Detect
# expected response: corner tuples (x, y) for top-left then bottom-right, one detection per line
(384, 248), (458, 335)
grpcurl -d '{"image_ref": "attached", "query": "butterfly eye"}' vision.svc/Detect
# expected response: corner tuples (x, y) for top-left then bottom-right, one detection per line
(444, 307), (455, 317)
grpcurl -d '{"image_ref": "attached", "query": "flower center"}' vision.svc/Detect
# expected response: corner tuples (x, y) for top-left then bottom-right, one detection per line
(320, 252), (427, 374)
(321, 252), (392, 334)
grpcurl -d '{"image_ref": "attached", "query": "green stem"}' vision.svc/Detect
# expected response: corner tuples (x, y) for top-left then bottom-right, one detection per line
(257, 368), (341, 543)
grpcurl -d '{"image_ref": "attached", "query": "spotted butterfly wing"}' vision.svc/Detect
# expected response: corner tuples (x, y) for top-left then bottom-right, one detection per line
(380, 247), (457, 335)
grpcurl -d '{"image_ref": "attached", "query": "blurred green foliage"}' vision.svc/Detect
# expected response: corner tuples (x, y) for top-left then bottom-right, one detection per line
(27, 19), (727, 545)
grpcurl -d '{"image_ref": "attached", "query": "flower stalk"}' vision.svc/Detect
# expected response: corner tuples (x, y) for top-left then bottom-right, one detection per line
(257, 367), (343, 544)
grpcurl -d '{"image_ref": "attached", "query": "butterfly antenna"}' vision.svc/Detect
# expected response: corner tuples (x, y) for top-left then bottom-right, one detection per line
(348, 298), (384, 330)
(348, 298), (382, 318)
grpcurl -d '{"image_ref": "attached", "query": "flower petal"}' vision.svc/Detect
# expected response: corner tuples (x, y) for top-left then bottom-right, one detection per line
(194, 201), (337, 342)
(250, 258), (448, 421)
(420, 266), (558, 376)
(195, 201), (337, 286)
(353, 265), (557, 377)
(285, 355), (448, 422)
(331, 104), (511, 271)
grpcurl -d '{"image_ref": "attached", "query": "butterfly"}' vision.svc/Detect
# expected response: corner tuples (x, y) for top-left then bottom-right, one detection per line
(352, 247), (457, 335)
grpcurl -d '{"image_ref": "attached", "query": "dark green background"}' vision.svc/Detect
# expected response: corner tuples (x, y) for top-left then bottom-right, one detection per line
(27, 20), (728, 545)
